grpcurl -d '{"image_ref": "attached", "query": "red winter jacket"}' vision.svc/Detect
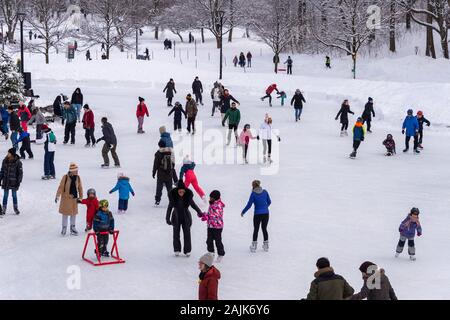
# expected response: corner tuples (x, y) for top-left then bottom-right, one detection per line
(136, 102), (149, 118)
(81, 197), (99, 229)
(266, 84), (278, 95)
(82, 109), (95, 129)
(198, 266), (221, 300)
(18, 107), (31, 122)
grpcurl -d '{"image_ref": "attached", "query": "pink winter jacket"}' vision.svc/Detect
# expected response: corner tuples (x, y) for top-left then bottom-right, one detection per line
(202, 200), (225, 229)
(239, 129), (255, 146)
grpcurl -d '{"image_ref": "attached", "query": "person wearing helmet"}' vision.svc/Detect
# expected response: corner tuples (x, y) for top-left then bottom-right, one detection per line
(350, 117), (365, 159)
(93, 200), (115, 257)
(291, 89), (306, 122)
(78, 188), (99, 232)
(396, 208), (422, 261)
(382, 134), (396, 156)
(361, 97), (375, 133)
(402, 109), (420, 154)
(168, 102), (187, 133)
(416, 111), (431, 149)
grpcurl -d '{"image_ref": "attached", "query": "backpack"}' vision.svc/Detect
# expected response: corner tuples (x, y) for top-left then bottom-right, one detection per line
(160, 154), (172, 174)
(48, 131), (56, 143)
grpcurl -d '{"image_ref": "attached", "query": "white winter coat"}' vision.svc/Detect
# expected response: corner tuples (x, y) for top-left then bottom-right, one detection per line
(258, 122), (278, 140)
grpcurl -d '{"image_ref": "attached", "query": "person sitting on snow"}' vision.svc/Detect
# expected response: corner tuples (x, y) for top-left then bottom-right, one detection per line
(383, 134), (396, 156)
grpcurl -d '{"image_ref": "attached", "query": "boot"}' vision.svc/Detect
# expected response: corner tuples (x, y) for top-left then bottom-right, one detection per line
(84, 143), (91, 148)
(61, 226), (67, 236)
(70, 225), (78, 236)
(403, 148), (409, 153)
(340, 131), (345, 137)
(395, 252), (400, 258)
(250, 241), (257, 253)
(263, 241), (269, 252)
(350, 151), (357, 158)
(1, 205), (6, 215)
(174, 252), (181, 257)
(410, 255), (416, 261)
(13, 205), (20, 215)
(414, 149), (421, 154)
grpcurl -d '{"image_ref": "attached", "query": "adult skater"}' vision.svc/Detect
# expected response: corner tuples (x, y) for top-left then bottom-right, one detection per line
(62, 101), (77, 145)
(28, 108), (46, 140)
(284, 56), (293, 75)
(210, 82), (222, 117)
(306, 257), (355, 300)
(53, 94), (64, 124)
(335, 99), (355, 136)
(55, 163), (83, 235)
(247, 51), (252, 68)
(136, 97), (149, 134)
(166, 180), (204, 257)
(153, 140), (175, 206)
(396, 208), (422, 261)
(402, 109), (420, 154)
(349, 117), (365, 159)
(349, 262), (397, 300)
(222, 102), (241, 146)
(257, 115), (280, 164)
(42, 125), (56, 180)
(416, 111), (431, 149)
(168, 102), (187, 132)
(239, 52), (246, 68)
(185, 94), (198, 135)
(71, 88), (83, 123)
(192, 77), (204, 106)
(198, 253), (221, 300)
(361, 97), (375, 133)
(7, 106), (20, 150)
(241, 180), (272, 253)
(261, 84), (279, 107)
(82, 104), (96, 147)
(97, 117), (120, 168)
(163, 79), (177, 107)
(0, 148), (23, 216)
(220, 89), (239, 124)
(291, 89), (306, 122)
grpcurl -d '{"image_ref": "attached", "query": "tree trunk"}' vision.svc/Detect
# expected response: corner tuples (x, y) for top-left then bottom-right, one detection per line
(441, 32), (449, 59)
(216, 36), (221, 49)
(201, 28), (205, 43)
(425, 2), (436, 59)
(228, 28), (233, 42)
(352, 55), (356, 79)
(406, 11), (411, 30)
(389, 0), (396, 53)
(245, 27), (250, 38)
(155, 25), (159, 40)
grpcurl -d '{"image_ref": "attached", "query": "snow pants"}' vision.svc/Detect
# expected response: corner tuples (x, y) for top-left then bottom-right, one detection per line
(118, 199), (128, 211)
(187, 117), (196, 133)
(84, 128), (96, 145)
(184, 170), (205, 199)
(20, 140), (33, 159)
(174, 119), (182, 131)
(396, 236), (415, 256)
(207, 228), (225, 256)
(405, 135), (419, 150)
(194, 92), (203, 105)
(253, 214), (269, 242)
(173, 221), (191, 254)
(44, 151), (55, 176)
(341, 121), (349, 131)
(97, 232), (109, 254)
(102, 143), (120, 166)
(64, 122), (76, 144)
(353, 140), (361, 152)
(155, 178), (172, 203)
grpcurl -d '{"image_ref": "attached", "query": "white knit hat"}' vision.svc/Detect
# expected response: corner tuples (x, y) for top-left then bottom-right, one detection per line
(199, 253), (214, 267)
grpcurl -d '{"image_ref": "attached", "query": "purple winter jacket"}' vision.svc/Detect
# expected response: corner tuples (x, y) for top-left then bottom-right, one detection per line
(399, 216), (422, 238)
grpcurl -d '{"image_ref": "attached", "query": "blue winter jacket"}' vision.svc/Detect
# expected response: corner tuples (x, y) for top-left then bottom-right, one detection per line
(242, 187), (271, 215)
(17, 131), (30, 143)
(402, 116), (419, 137)
(63, 106), (77, 124)
(160, 132), (174, 148)
(399, 216), (422, 238)
(93, 210), (115, 232)
(353, 123), (365, 142)
(110, 177), (135, 200)
(179, 162), (196, 181)
(0, 106), (9, 123)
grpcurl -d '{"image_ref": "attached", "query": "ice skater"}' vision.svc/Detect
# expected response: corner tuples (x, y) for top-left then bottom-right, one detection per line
(395, 208), (422, 261)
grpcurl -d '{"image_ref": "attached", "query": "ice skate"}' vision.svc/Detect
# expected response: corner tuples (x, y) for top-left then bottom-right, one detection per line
(263, 241), (269, 252)
(101, 164), (109, 169)
(349, 151), (357, 159)
(61, 226), (67, 236)
(114, 164), (121, 168)
(13, 205), (20, 215)
(410, 255), (416, 261)
(70, 225), (78, 236)
(414, 149), (420, 154)
(395, 252), (400, 258)
(216, 256), (223, 263)
(344, 131), (349, 136)
(340, 131), (345, 137)
(418, 144), (424, 150)
(155, 201), (160, 206)
(403, 148), (409, 153)
(250, 241), (257, 253)
(185, 253), (191, 257)
(41, 175), (50, 180)
(1, 205), (5, 216)
(174, 252), (181, 257)
(84, 143), (91, 148)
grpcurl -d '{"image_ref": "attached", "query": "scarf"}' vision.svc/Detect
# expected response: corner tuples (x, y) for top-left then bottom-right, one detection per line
(69, 174), (78, 199)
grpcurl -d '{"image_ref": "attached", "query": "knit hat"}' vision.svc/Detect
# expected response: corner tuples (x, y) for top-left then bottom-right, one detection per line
(359, 261), (376, 274)
(252, 180), (261, 189)
(410, 207), (420, 215)
(158, 140), (166, 148)
(159, 126), (166, 134)
(42, 124), (49, 131)
(368, 97), (373, 102)
(83, 104), (89, 109)
(7, 148), (16, 156)
(138, 96), (145, 102)
(69, 163), (78, 172)
(199, 253), (215, 267)
(417, 111), (423, 116)
(357, 117), (363, 122)
(177, 180), (186, 190)
(210, 190), (221, 201)
(99, 199), (109, 208)
(183, 156), (192, 165)
(117, 172), (125, 179)
(316, 257), (330, 269)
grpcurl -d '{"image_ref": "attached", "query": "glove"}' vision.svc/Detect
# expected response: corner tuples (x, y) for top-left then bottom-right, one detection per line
(427, 123), (431, 127)
(166, 219), (172, 226)
(77, 199), (82, 204)
(257, 136), (260, 141)
(109, 191), (113, 194)
(402, 129), (405, 135)
(201, 215), (208, 222)
(335, 117), (338, 121)
(152, 175), (155, 179)
(278, 137), (281, 142)
(417, 232), (422, 237)
(241, 213), (245, 217)
(109, 229), (114, 235)
(132, 192), (135, 197)
(197, 212), (203, 218)
(55, 197), (59, 204)
(222, 122), (225, 127)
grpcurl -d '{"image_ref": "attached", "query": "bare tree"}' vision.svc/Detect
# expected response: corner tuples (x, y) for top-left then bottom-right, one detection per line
(0, 0), (25, 42)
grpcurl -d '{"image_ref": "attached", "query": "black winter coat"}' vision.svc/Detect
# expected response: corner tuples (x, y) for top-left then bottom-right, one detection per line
(418, 116), (431, 131)
(362, 102), (375, 121)
(9, 112), (20, 131)
(291, 93), (306, 108)
(336, 104), (354, 124)
(168, 105), (187, 122)
(153, 149), (174, 181)
(71, 90), (83, 105)
(192, 80), (203, 94)
(163, 82), (177, 98)
(0, 155), (23, 190)
(98, 122), (117, 145)
(166, 187), (202, 226)
(220, 95), (239, 114)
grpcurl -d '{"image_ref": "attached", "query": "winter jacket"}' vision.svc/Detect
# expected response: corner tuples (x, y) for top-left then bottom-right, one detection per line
(18, 107), (31, 122)
(362, 102), (375, 121)
(179, 162), (196, 181)
(239, 54), (246, 64)
(383, 138), (396, 152)
(0, 106), (9, 123)
(336, 104), (354, 124)
(159, 132), (174, 148)
(63, 106), (78, 124)
(199, 266), (221, 300)
(153, 148), (175, 181)
(81, 197), (99, 228)
(163, 81), (176, 98)
(349, 269), (397, 301)
(136, 102), (149, 118)
(192, 80), (203, 94)
(353, 122), (365, 142)
(98, 122), (117, 145)
(222, 108), (241, 126)
(166, 187), (202, 227)
(284, 58), (293, 66)
(246, 52), (252, 60)
(258, 122), (278, 141)
(9, 111), (20, 131)
(93, 209), (115, 232)
(17, 131), (30, 144)
(28, 110), (45, 125)
(185, 99), (198, 118)
(110, 177), (135, 200)
(402, 116), (419, 137)
(306, 267), (355, 300)
(220, 94), (239, 114)
(417, 116), (431, 131)
(211, 87), (221, 102)
(291, 93), (306, 109)
(168, 105), (187, 121)
(242, 187), (271, 215)
(71, 89), (83, 105)
(82, 109), (95, 129)
(239, 129), (255, 146)
(202, 199), (225, 229)
(0, 155), (23, 190)
(266, 84), (278, 95)
(56, 174), (83, 216)
(399, 215), (422, 238)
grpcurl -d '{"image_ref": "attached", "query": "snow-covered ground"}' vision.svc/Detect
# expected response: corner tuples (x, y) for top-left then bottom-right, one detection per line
(1, 29), (450, 299)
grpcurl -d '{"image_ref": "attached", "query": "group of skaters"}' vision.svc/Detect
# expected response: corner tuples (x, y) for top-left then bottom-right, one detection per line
(233, 51), (253, 68)
(335, 97), (431, 159)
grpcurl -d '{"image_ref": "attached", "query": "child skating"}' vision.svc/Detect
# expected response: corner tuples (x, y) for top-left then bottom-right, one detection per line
(109, 173), (135, 214)
(180, 156), (206, 202)
(396, 208), (422, 261)
(79, 188), (99, 232)
(383, 134), (396, 156)
(93, 200), (115, 257)
(416, 111), (431, 149)
(350, 118), (365, 159)
(168, 102), (187, 133)
(238, 124), (256, 164)
(277, 91), (287, 106)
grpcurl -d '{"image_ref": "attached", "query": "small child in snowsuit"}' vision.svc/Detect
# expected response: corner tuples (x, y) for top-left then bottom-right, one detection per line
(383, 134), (396, 156)
(396, 208), (422, 261)
(93, 199), (115, 257)
(109, 173), (135, 214)
(350, 118), (365, 159)
(78, 188), (99, 232)
(180, 156), (206, 202)
(199, 190), (225, 262)
(168, 102), (187, 132)
(16, 128), (33, 159)
(277, 91), (287, 106)
(239, 124), (256, 164)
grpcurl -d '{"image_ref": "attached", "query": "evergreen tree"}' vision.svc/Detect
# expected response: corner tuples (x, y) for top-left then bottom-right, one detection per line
(0, 50), (25, 104)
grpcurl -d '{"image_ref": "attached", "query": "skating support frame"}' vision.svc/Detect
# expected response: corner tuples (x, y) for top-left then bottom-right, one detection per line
(82, 230), (125, 266)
